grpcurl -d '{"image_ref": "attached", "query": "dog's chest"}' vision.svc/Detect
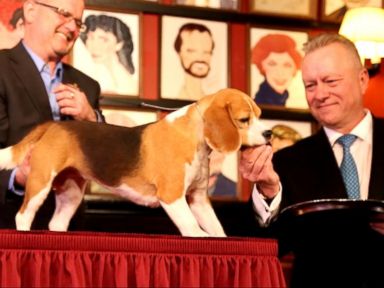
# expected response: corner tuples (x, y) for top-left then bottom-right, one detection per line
(184, 146), (210, 191)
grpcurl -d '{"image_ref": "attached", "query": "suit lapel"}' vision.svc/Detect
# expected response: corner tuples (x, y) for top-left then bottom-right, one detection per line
(9, 42), (53, 121)
(368, 118), (384, 200)
(306, 130), (347, 199)
(62, 66), (76, 86)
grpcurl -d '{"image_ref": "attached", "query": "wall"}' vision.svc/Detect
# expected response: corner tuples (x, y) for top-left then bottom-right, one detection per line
(365, 64), (384, 118)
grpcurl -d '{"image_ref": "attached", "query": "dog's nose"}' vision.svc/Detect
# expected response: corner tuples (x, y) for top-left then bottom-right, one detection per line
(262, 130), (273, 140)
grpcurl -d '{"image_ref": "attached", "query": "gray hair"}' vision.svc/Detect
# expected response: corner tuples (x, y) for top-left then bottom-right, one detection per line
(303, 33), (363, 68)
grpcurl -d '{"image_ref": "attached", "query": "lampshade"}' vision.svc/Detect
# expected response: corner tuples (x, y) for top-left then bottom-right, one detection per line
(339, 7), (384, 64)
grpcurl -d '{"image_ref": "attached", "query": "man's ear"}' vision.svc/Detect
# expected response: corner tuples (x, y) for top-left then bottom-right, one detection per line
(359, 68), (370, 95)
(23, 0), (37, 24)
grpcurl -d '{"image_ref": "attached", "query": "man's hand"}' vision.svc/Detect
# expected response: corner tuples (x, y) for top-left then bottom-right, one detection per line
(239, 145), (280, 199)
(54, 83), (97, 122)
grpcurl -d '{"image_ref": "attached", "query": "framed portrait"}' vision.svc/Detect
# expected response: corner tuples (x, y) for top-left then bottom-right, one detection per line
(0, 0), (24, 50)
(102, 108), (158, 127)
(249, 27), (308, 110)
(209, 151), (241, 200)
(161, 15), (228, 101)
(261, 118), (313, 152)
(250, 0), (317, 19)
(88, 107), (158, 196)
(173, 0), (239, 10)
(72, 9), (140, 97)
(321, 0), (383, 23)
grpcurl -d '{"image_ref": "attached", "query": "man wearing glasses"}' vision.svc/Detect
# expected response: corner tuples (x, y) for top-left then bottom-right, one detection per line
(0, 0), (104, 229)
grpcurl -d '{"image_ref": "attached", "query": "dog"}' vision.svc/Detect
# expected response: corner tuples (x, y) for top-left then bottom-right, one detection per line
(0, 88), (271, 237)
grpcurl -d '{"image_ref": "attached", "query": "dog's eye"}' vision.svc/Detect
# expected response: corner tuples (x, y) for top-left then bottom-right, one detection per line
(238, 117), (250, 124)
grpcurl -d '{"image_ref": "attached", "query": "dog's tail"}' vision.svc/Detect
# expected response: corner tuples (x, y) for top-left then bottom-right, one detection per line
(0, 122), (53, 170)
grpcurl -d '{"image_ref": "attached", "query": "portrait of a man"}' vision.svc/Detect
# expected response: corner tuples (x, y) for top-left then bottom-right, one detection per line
(250, 27), (308, 109)
(0, 0), (24, 50)
(72, 10), (140, 97)
(161, 16), (228, 101)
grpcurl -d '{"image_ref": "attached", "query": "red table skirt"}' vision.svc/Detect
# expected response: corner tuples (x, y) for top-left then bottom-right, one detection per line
(0, 230), (286, 287)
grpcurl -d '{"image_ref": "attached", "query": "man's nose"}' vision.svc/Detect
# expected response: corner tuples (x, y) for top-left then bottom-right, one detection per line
(314, 82), (329, 100)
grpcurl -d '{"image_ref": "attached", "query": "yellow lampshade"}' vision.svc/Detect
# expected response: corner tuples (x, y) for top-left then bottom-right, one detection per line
(339, 7), (384, 64)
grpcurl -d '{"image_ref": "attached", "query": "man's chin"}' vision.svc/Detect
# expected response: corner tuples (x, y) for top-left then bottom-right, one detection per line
(186, 70), (209, 78)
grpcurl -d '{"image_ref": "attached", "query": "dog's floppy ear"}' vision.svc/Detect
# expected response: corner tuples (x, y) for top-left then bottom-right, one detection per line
(203, 103), (241, 153)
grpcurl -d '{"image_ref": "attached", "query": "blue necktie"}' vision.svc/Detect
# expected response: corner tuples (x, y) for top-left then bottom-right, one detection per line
(337, 134), (360, 199)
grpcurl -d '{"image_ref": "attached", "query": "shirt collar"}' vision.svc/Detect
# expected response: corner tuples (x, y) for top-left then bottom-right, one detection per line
(324, 110), (373, 147)
(22, 41), (63, 79)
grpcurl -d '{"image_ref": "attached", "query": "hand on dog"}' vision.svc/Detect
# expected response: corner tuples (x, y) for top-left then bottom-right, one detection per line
(239, 145), (280, 199)
(54, 83), (97, 122)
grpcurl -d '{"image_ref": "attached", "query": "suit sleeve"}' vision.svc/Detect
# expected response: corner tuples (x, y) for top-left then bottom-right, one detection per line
(0, 71), (13, 204)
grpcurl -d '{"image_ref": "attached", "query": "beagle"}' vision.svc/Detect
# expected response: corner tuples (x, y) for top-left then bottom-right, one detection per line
(0, 88), (271, 237)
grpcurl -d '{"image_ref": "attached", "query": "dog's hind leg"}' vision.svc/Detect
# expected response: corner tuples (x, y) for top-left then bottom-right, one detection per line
(160, 197), (210, 237)
(49, 176), (86, 231)
(15, 170), (57, 231)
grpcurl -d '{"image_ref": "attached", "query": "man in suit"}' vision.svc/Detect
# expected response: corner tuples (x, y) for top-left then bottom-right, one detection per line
(239, 33), (384, 287)
(0, 0), (103, 229)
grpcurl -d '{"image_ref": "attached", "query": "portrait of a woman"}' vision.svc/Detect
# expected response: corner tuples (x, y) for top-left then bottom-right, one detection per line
(0, 0), (24, 49)
(251, 34), (302, 106)
(250, 29), (308, 109)
(73, 11), (140, 96)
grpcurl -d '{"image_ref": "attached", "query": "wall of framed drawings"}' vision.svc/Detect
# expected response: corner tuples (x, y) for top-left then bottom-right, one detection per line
(78, 0), (342, 201)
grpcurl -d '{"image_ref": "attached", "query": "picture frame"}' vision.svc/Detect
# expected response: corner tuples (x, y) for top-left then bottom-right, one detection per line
(321, 0), (383, 23)
(88, 107), (158, 196)
(102, 107), (158, 127)
(260, 118), (313, 152)
(173, 0), (239, 11)
(249, 26), (309, 110)
(72, 9), (141, 97)
(209, 151), (241, 200)
(0, 0), (24, 50)
(160, 15), (228, 101)
(249, 0), (318, 19)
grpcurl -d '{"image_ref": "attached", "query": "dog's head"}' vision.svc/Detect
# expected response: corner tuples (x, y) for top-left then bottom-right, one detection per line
(200, 88), (271, 153)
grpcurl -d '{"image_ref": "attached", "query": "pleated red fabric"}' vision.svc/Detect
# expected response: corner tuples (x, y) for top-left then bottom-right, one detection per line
(0, 230), (286, 287)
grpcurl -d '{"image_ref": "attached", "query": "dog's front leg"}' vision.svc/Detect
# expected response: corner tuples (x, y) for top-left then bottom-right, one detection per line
(160, 197), (209, 237)
(189, 190), (226, 237)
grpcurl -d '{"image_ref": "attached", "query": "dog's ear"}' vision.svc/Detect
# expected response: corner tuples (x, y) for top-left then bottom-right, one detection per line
(249, 98), (261, 117)
(203, 104), (241, 153)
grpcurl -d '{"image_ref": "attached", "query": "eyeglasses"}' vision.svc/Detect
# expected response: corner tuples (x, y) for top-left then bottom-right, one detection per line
(34, 1), (85, 31)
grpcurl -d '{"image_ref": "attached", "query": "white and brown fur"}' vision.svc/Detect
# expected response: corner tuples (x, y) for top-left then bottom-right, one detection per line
(0, 88), (271, 237)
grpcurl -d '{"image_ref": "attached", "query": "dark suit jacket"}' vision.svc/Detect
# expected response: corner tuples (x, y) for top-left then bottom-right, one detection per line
(270, 117), (384, 287)
(0, 41), (102, 228)
(274, 117), (384, 210)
